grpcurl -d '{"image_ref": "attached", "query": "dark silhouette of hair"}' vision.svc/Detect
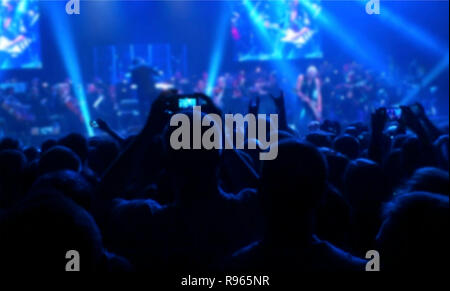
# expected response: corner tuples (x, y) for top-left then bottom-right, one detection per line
(131, 58), (144, 67)
(38, 146), (81, 176)
(23, 146), (39, 163)
(343, 158), (391, 255)
(344, 158), (391, 212)
(305, 132), (333, 148)
(315, 184), (351, 249)
(333, 134), (360, 160)
(377, 192), (449, 271)
(30, 170), (94, 211)
(259, 139), (328, 240)
(229, 139), (366, 272)
(401, 136), (435, 177)
(0, 137), (20, 151)
(402, 167), (449, 196)
(0, 150), (27, 208)
(343, 126), (358, 137)
(0, 192), (104, 271)
(320, 148), (349, 192)
(434, 134), (449, 171)
(59, 133), (89, 162)
(383, 149), (406, 192)
(162, 110), (221, 203)
(41, 139), (58, 153)
(320, 120), (341, 135)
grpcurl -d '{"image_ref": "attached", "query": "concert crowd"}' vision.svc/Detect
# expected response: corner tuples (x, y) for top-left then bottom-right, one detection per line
(1, 58), (444, 142)
(0, 58), (448, 273)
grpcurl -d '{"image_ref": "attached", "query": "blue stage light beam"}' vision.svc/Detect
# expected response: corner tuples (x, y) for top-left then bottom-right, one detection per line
(206, 4), (231, 96)
(45, 3), (94, 137)
(402, 52), (449, 104)
(365, 2), (447, 56)
(299, 0), (389, 74)
(17, 0), (28, 14)
(241, 0), (277, 58)
(241, 0), (298, 86)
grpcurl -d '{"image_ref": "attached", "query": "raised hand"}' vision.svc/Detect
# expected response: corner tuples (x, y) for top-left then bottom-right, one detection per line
(371, 107), (387, 134)
(270, 90), (285, 111)
(95, 118), (110, 132)
(270, 90), (288, 130)
(400, 105), (423, 133)
(410, 102), (442, 141)
(94, 118), (124, 144)
(369, 107), (388, 164)
(411, 102), (426, 118)
(142, 90), (178, 137)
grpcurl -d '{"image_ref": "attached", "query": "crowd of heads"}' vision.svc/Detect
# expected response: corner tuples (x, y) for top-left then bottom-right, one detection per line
(0, 78), (448, 273)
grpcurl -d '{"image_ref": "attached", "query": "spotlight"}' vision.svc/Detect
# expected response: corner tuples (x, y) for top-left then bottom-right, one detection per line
(45, 2), (94, 137)
(402, 53), (449, 104)
(206, 3), (231, 96)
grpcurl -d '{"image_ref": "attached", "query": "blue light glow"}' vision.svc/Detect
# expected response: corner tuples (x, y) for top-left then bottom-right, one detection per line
(402, 53), (449, 104)
(240, 0), (298, 86)
(206, 4), (231, 96)
(378, 5), (447, 57)
(45, 3), (94, 137)
(299, 0), (388, 74)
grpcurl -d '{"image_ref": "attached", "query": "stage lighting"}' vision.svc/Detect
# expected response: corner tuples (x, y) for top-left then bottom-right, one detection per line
(65, 0), (80, 15)
(206, 3), (231, 96)
(373, 4), (446, 56)
(240, 0), (302, 87)
(299, 0), (388, 74)
(402, 53), (449, 104)
(45, 3), (94, 137)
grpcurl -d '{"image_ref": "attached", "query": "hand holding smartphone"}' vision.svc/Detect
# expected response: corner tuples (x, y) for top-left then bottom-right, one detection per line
(386, 107), (402, 122)
(90, 120), (99, 128)
(178, 97), (197, 109)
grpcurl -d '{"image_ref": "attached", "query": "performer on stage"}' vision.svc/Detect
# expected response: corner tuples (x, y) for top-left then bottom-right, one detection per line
(296, 65), (323, 122)
(130, 58), (160, 117)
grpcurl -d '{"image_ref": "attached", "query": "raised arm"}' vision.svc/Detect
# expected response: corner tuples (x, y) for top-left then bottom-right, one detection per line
(97, 92), (176, 201)
(95, 119), (125, 144)
(412, 103), (442, 142)
(369, 107), (388, 164)
(270, 91), (288, 131)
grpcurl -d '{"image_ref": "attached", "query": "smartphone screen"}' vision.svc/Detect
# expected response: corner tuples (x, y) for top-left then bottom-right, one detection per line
(178, 97), (197, 109)
(386, 107), (402, 121)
